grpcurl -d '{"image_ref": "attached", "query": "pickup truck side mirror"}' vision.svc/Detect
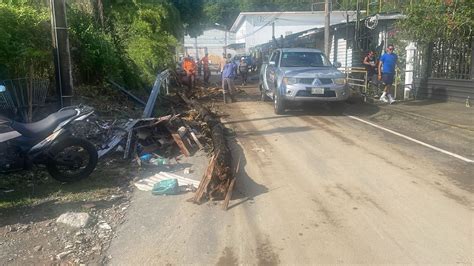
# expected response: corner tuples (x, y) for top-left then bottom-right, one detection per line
(333, 62), (342, 68)
(269, 61), (276, 66)
(0, 85), (6, 92)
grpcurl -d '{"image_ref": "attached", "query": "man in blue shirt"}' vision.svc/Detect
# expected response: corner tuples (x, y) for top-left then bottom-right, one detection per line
(221, 56), (237, 103)
(378, 44), (398, 104)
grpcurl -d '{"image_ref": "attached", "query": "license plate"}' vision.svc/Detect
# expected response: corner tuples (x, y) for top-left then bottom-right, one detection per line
(311, 87), (324, 94)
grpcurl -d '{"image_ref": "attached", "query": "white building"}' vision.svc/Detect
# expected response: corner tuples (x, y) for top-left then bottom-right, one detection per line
(183, 29), (236, 64)
(230, 11), (357, 53)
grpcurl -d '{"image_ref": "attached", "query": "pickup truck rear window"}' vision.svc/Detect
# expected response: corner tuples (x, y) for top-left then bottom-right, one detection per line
(280, 52), (331, 67)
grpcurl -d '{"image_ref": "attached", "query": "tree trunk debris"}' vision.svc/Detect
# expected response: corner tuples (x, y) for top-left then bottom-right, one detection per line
(179, 93), (234, 205)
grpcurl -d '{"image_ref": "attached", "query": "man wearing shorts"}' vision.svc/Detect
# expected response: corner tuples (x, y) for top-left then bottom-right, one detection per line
(378, 44), (398, 104)
(221, 58), (237, 103)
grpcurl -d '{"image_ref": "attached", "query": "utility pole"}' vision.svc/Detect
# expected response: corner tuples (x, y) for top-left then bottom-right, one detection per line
(272, 21), (275, 39)
(356, 0), (360, 50)
(194, 37), (199, 59)
(324, 0), (331, 56)
(50, 0), (73, 107)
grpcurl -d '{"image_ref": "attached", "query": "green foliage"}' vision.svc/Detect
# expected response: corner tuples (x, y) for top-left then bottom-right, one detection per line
(399, 0), (473, 44)
(0, 0), (201, 90)
(68, 6), (121, 85)
(202, 0), (390, 29)
(124, 6), (178, 84)
(204, 0), (240, 28)
(203, 0), (316, 28)
(0, 3), (51, 79)
(102, 0), (180, 87)
(170, 0), (204, 37)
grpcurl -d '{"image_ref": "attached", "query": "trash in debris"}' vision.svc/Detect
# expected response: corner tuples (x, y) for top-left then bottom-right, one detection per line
(184, 167), (192, 174)
(134, 172), (199, 191)
(179, 184), (196, 192)
(149, 157), (169, 166)
(140, 154), (153, 162)
(177, 126), (187, 137)
(151, 179), (179, 195)
(169, 130), (191, 157)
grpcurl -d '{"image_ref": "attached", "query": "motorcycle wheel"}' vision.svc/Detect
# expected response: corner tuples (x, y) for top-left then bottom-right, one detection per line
(46, 138), (98, 183)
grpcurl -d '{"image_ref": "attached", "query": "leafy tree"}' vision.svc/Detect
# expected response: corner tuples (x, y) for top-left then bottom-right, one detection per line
(68, 6), (121, 85)
(203, 0), (240, 28)
(170, 0), (205, 37)
(0, 4), (51, 79)
(399, 0), (473, 44)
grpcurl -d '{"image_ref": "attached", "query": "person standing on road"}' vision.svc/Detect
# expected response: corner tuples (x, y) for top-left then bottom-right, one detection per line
(251, 56), (257, 72)
(363, 51), (377, 82)
(197, 57), (202, 77)
(222, 58), (237, 103)
(201, 53), (210, 85)
(239, 57), (249, 86)
(182, 55), (196, 91)
(378, 44), (398, 104)
(363, 50), (380, 96)
(218, 53), (226, 74)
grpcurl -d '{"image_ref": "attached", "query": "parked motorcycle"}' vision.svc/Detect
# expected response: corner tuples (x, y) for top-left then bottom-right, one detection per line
(0, 85), (98, 182)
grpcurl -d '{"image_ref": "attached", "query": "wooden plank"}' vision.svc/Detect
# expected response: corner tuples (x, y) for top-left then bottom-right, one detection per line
(192, 153), (217, 203)
(170, 132), (191, 157)
(192, 155), (213, 202)
(190, 131), (204, 149)
(222, 155), (240, 210)
(195, 155), (217, 203)
(222, 178), (235, 210)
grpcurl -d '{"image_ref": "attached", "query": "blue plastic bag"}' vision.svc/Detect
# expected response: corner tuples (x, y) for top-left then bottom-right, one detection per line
(151, 179), (179, 195)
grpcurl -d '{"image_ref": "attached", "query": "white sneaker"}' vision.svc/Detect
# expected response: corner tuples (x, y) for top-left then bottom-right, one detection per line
(388, 95), (396, 104)
(380, 96), (388, 103)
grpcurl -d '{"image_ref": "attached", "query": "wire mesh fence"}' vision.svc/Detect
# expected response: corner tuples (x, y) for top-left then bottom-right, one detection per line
(0, 78), (49, 122)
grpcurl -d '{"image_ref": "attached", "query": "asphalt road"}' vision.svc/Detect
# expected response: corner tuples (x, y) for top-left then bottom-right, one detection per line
(107, 83), (473, 265)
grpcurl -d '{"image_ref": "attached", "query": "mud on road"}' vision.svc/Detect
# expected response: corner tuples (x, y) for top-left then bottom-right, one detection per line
(106, 81), (473, 264)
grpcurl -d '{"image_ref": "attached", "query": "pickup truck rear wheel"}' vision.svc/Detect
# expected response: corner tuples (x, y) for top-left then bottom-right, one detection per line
(274, 92), (285, 115)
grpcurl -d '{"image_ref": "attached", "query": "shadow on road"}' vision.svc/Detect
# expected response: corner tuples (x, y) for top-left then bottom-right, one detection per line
(282, 101), (381, 118)
(225, 136), (268, 210)
(223, 115), (293, 125)
(401, 99), (448, 106)
(238, 126), (313, 138)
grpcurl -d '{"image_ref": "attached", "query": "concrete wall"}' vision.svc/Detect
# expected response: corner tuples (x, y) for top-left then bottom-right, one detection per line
(415, 78), (474, 103)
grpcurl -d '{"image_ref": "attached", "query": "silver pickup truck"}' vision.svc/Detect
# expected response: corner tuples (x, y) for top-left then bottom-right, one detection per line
(259, 48), (349, 114)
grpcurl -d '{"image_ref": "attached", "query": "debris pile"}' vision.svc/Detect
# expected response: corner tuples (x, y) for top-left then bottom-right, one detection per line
(73, 80), (236, 207)
(179, 93), (235, 208)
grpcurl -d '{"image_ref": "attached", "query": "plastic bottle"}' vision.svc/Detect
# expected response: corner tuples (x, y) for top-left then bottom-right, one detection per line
(139, 154), (152, 162)
(149, 157), (169, 166)
(466, 96), (471, 108)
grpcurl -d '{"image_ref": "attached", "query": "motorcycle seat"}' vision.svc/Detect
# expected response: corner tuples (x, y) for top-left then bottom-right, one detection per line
(10, 109), (77, 138)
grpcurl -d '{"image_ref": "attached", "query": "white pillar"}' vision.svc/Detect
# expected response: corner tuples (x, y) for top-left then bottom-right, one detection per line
(404, 42), (416, 100)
